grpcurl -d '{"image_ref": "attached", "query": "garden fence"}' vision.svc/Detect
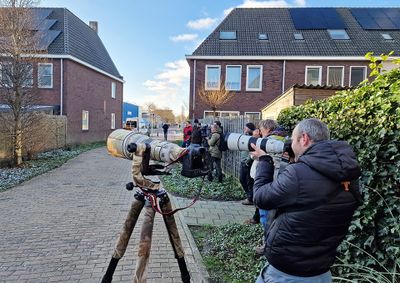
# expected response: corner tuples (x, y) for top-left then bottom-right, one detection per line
(200, 115), (260, 179)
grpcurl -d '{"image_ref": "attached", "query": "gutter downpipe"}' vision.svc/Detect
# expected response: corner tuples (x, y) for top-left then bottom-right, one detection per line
(60, 58), (64, 115)
(282, 59), (286, 94)
(192, 59), (196, 120)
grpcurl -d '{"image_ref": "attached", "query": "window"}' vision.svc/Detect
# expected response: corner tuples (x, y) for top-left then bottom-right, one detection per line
(205, 65), (221, 90)
(225, 65), (241, 91)
(219, 31), (237, 40)
(327, 29), (350, 40)
(245, 112), (261, 120)
(82, 110), (89, 130)
(294, 32), (304, 40)
(204, 110), (239, 119)
(111, 113), (115, 129)
(21, 63), (33, 87)
(111, 82), (116, 99)
(0, 63), (13, 87)
(381, 33), (393, 40)
(327, 66), (344, 86)
(305, 66), (322, 86)
(246, 65), (263, 91)
(38, 63), (53, 88)
(350, 66), (367, 86)
(258, 33), (268, 40)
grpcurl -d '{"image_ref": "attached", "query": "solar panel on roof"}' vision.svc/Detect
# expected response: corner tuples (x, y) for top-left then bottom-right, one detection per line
(36, 30), (61, 50)
(289, 8), (346, 30)
(350, 8), (400, 30)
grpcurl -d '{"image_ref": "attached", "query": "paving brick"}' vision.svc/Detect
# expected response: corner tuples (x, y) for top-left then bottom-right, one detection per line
(0, 148), (208, 283)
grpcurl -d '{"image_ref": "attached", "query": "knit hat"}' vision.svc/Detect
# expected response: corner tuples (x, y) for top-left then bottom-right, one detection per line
(245, 122), (256, 131)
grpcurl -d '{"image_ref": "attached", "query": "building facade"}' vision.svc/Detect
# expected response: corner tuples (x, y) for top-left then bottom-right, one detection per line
(0, 8), (124, 144)
(186, 8), (400, 120)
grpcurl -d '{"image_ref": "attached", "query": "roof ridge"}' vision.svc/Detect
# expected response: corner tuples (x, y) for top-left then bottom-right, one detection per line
(63, 8), (69, 54)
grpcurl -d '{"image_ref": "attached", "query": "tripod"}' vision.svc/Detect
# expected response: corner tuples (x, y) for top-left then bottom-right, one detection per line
(101, 143), (191, 283)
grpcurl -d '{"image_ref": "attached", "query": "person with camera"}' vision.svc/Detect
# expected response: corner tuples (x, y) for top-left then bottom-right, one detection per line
(182, 121), (192, 148)
(191, 119), (202, 145)
(240, 122), (257, 206)
(251, 118), (361, 283)
(207, 123), (223, 183)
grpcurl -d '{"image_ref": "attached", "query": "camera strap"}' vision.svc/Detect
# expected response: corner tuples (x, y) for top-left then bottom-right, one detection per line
(142, 175), (205, 216)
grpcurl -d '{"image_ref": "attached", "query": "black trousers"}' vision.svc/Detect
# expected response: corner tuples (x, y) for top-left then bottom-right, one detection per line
(208, 156), (222, 181)
(240, 161), (254, 201)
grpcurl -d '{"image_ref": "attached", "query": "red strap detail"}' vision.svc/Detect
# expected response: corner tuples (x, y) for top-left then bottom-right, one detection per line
(341, 181), (350, 191)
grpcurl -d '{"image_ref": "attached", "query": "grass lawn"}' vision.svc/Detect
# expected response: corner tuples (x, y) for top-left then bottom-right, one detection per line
(190, 223), (265, 283)
(0, 142), (105, 191)
(161, 164), (244, 201)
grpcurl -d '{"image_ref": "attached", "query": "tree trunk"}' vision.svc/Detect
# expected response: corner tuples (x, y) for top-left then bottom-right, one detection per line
(14, 118), (23, 166)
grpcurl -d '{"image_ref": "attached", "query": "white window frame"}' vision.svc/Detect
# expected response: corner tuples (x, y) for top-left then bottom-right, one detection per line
(203, 110), (240, 119)
(327, 66), (344, 86)
(111, 113), (115, 129)
(82, 110), (89, 131)
(205, 65), (221, 90)
(111, 82), (116, 99)
(244, 112), (261, 119)
(225, 65), (242, 91)
(349, 66), (367, 87)
(246, 65), (263, 91)
(305, 66), (322, 86)
(38, 63), (53, 88)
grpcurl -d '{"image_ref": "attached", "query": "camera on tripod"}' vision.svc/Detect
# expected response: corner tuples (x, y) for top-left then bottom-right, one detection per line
(107, 129), (209, 180)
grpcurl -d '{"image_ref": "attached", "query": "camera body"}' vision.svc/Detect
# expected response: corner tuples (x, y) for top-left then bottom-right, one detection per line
(181, 144), (209, 178)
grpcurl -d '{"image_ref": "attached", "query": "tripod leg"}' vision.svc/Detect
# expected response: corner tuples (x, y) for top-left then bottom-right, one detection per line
(102, 196), (145, 283)
(133, 206), (156, 283)
(161, 197), (191, 283)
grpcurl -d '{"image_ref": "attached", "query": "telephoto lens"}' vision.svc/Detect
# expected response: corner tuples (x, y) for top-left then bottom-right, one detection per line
(223, 132), (287, 154)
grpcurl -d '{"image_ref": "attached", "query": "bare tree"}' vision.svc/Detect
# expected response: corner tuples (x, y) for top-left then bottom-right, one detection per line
(198, 82), (233, 118)
(0, 0), (43, 166)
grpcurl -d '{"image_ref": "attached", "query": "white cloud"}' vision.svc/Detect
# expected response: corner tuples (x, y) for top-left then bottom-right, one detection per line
(143, 60), (190, 115)
(238, 0), (290, 8)
(187, 17), (218, 30)
(294, 0), (306, 6)
(170, 33), (198, 42)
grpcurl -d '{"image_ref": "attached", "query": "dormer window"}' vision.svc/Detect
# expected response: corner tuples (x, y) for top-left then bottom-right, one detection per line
(381, 33), (393, 40)
(258, 33), (268, 40)
(327, 29), (350, 40)
(294, 32), (304, 40)
(219, 31), (237, 40)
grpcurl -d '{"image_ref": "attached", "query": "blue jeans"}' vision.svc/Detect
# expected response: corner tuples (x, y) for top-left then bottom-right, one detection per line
(256, 264), (332, 283)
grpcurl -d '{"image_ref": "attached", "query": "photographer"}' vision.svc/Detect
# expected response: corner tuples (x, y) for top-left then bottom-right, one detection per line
(191, 119), (202, 145)
(240, 122), (256, 206)
(251, 118), (361, 283)
(207, 123), (223, 183)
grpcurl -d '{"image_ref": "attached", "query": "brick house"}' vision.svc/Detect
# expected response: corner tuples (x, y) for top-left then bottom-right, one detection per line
(0, 8), (123, 144)
(186, 7), (400, 120)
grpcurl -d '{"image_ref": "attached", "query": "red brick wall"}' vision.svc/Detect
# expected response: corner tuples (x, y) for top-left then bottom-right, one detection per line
(63, 60), (123, 144)
(189, 59), (370, 119)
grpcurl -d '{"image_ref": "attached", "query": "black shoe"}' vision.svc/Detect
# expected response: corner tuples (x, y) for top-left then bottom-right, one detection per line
(241, 199), (254, 205)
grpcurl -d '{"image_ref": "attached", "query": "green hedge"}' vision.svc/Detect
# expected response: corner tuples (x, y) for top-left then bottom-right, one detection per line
(277, 55), (400, 279)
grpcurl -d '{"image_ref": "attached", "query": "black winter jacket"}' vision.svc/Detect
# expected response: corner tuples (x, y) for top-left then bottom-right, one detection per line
(253, 140), (361, 277)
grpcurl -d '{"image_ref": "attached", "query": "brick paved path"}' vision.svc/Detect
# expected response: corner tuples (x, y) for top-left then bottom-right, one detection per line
(0, 148), (207, 283)
(173, 197), (255, 226)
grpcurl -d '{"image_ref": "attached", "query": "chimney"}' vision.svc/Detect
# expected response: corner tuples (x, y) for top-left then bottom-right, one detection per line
(89, 21), (98, 33)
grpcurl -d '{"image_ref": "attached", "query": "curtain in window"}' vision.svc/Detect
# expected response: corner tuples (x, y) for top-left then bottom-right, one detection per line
(328, 67), (343, 86)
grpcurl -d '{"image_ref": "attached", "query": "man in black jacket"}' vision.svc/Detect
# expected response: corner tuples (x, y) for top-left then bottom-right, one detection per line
(251, 118), (361, 283)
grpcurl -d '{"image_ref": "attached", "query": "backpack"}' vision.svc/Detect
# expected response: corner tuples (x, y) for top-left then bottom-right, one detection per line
(217, 133), (228, 152)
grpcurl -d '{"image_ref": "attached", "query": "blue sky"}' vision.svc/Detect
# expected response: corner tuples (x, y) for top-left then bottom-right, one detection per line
(40, 0), (400, 115)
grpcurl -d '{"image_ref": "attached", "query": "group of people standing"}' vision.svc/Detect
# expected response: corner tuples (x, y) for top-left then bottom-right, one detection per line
(181, 117), (362, 283)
